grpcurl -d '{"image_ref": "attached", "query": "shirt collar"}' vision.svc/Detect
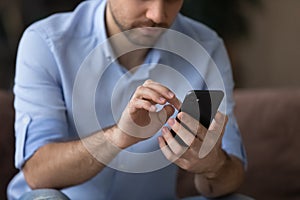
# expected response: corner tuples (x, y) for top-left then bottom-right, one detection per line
(94, 0), (184, 79)
(94, 0), (115, 60)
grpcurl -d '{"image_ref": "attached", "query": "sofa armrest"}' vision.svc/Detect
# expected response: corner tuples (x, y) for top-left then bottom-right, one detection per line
(235, 89), (300, 200)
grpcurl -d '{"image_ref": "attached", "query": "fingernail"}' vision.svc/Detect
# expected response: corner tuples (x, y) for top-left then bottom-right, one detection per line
(168, 91), (174, 98)
(150, 105), (156, 112)
(159, 97), (166, 102)
(168, 118), (175, 126)
(177, 112), (182, 120)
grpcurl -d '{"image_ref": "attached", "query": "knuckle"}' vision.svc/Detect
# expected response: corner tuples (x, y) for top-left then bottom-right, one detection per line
(143, 79), (152, 86)
(197, 127), (205, 138)
(128, 100), (136, 109)
(174, 147), (183, 156)
(181, 160), (191, 170)
(136, 85), (144, 91)
(185, 163), (192, 170)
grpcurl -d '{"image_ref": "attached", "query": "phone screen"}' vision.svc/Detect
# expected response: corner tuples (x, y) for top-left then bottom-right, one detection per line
(170, 90), (224, 138)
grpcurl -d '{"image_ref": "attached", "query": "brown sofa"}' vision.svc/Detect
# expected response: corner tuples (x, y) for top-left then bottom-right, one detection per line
(235, 89), (300, 200)
(1, 89), (300, 200)
(0, 90), (17, 200)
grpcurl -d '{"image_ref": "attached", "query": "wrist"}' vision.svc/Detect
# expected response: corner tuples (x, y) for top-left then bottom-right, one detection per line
(104, 125), (139, 149)
(204, 150), (229, 180)
(82, 127), (122, 166)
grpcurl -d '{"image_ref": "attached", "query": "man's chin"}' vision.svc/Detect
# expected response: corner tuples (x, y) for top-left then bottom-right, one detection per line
(126, 28), (165, 47)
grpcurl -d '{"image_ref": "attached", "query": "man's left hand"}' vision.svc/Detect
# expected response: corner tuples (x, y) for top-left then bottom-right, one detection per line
(158, 111), (228, 176)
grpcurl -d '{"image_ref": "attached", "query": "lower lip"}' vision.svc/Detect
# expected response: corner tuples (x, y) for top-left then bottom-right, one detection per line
(138, 27), (163, 36)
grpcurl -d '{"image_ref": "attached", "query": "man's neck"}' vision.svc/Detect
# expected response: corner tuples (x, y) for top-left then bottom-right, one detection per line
(105, 4), (149, 71)
(108, 36), (149, 71)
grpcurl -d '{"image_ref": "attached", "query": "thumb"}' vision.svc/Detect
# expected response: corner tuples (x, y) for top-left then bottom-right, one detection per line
(157, 104), (175, 124)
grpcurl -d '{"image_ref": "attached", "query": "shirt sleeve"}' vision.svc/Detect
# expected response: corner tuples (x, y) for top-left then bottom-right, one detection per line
(211, 38), (247, 167)
(14, 27), (68, 169)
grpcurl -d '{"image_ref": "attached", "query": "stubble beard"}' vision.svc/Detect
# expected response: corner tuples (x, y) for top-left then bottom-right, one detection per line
(109, 5), (168, 47)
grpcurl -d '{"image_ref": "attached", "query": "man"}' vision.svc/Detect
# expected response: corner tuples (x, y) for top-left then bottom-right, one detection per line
(8, 0), (247, 199)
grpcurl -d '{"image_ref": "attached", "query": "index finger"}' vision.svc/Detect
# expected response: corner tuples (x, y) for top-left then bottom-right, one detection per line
(143, 80), (181, 110)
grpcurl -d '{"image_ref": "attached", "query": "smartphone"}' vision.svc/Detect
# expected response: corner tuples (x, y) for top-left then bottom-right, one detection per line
(171, 90), (224, 138)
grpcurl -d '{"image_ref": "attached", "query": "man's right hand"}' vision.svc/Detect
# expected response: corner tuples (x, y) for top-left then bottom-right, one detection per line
(106, 79), (181, 149)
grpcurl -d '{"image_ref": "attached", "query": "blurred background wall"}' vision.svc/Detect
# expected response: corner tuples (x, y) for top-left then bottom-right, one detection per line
(181, 0), (300, 89)
(0, 0), (82, 90)
(0, 0), (299, 90)
(229, 0), (300, 88)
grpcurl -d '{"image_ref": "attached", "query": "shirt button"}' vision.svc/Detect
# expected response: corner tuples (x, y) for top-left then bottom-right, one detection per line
(22, 115), (30, 124)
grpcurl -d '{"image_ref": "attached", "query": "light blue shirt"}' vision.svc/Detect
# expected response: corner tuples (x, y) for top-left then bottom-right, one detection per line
(8, 0), (246, 199)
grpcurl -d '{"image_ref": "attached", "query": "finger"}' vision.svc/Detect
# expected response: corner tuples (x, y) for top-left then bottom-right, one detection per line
(142, 80), (181, 110)
(177, 112), (207, 140)
(169, 96), (182, 112)
(128, 99), (157, 113)
(142, 80), (173, 98)
(198, 112), (228, 159)
(168, 118), (196, 147)
(157, 104), (175, 124)
(198, 130), (221, 159)
(209, 111), (228, 133)
(133, 86), (167, 105)
(161, 127), (188, 156)
(206, 111), (228, 148)
(159, 136), (193, 170)
(158, 136), (179, 162)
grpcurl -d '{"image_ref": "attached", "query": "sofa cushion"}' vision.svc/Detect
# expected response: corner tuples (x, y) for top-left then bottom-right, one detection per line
(235, 89), (300, 200)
